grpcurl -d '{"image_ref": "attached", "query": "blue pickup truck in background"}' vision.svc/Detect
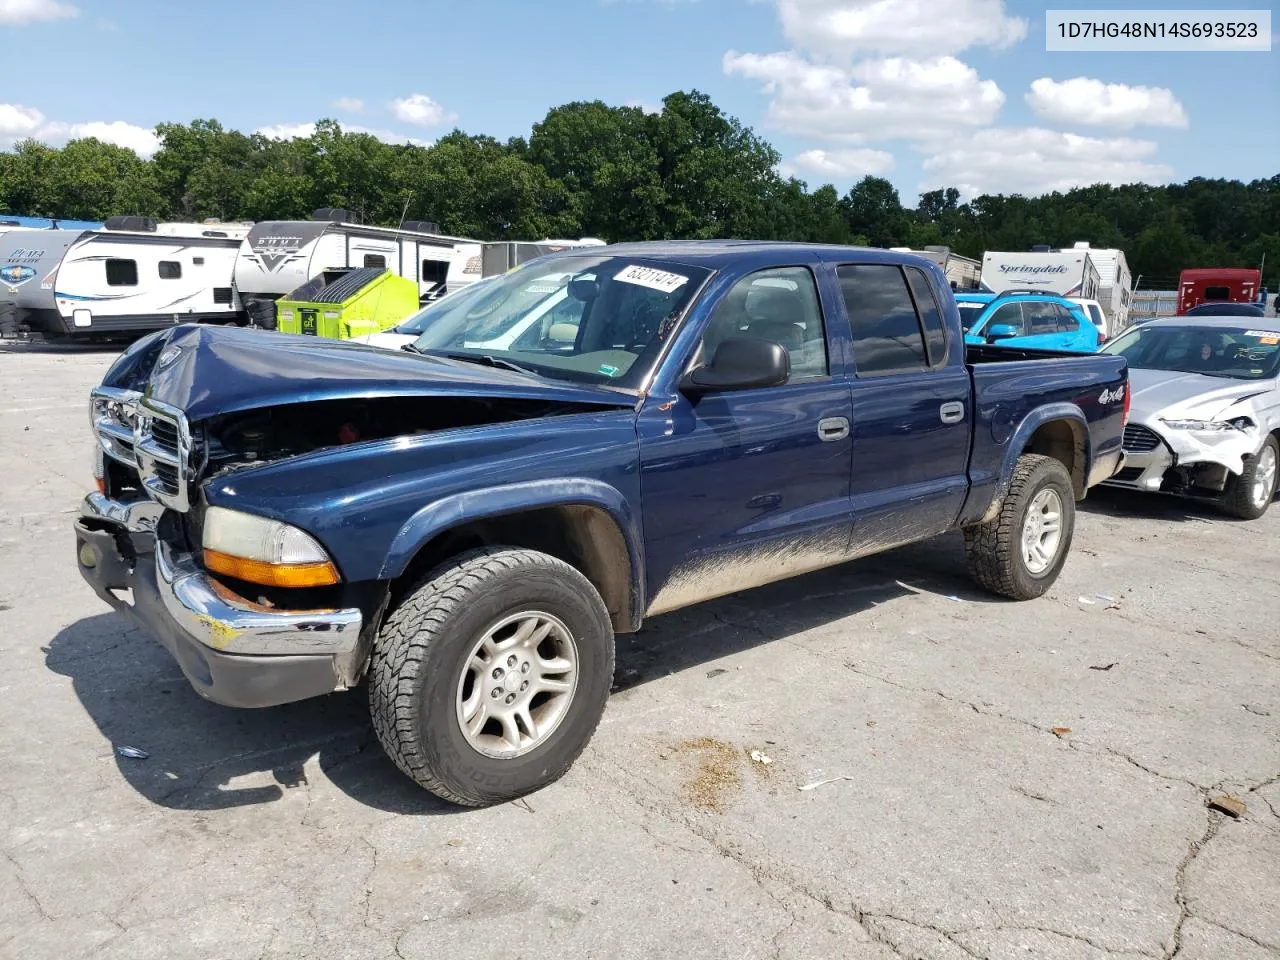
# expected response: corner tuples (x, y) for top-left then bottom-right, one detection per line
(75, 242), (1129, 806)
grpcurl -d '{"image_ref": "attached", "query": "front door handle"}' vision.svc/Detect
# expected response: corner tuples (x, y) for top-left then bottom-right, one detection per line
(818, 417), (850, 442)
(940, 401), (965, 424)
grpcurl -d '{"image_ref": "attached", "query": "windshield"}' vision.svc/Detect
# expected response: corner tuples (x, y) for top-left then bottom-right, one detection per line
(1101, 324), (1280, 380)
(1184, 302), (1264, 317)
(409, 255), (711, 389)
(957, 301), (986, 332)
(392, 278), (501, 335)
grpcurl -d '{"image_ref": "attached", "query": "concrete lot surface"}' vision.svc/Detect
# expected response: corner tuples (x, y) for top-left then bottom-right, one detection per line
(1, 341), (1277, 959)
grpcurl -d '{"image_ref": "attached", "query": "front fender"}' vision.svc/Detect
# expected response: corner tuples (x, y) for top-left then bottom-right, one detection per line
(378, 476), (646, 611)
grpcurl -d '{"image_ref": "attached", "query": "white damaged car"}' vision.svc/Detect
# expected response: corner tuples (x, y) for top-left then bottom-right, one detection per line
(1100, 316), (1280, 518)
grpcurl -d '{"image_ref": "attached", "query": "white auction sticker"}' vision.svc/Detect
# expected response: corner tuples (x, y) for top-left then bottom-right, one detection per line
(614, 264), (689, 294)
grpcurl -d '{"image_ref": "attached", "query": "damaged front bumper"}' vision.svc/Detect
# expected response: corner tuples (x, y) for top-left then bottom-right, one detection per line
(74, 492), (364, 708)
(1104, 420), (1258, 496)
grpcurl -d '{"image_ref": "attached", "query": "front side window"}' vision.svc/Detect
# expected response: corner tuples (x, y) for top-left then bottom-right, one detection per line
(698, 266), (828, 381)
(838, 264), (928, 376)
(105, 259), (137, 286)
(983, 302), (1026, 336)
(410, 255), (711, 389)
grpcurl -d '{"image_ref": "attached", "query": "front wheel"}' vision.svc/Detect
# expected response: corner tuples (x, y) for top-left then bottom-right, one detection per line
(964, 453), (1076, 600)
(369, 547), (615, 807)
(1218, 435), (1279, 520)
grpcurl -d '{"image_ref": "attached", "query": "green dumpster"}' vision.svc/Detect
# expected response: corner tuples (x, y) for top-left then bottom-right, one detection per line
(276, 267), (419, 340)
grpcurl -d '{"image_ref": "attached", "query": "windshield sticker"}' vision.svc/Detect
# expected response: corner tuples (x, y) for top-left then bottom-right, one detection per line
(1242, 330), (1279, 339)
(614, 264), (689, 294)
(1258, 336), (1279, 345)
(597, 363), (620, 377)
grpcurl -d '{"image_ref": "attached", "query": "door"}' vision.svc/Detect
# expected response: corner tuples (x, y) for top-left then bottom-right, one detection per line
(638, 265), (854, 615)
(836, 262), (972, 555)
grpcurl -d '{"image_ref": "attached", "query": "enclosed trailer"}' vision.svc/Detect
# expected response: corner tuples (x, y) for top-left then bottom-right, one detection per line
(234, 210), (483, 327)
(980, 247), (1101, 299)
(276, 267), (420, 340)
(1176, 268), (1263, 314)
(480, 238), (607, 277)
(1068, 242), (1131, 331)
(0, 217), (251, 338)
(888, 245), (980, 290)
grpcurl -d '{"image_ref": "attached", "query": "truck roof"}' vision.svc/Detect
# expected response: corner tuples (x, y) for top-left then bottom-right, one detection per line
(534, 240), (924, 269)
(1179, 267), (1261, 280)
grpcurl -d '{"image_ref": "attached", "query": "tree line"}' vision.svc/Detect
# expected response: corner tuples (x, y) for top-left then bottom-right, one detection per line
(2, 90), (1276, 290)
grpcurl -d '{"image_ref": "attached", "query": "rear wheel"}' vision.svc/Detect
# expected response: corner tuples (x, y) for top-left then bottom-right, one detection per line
(369, 546), (615, 807)
(1219, 436), (1278, 520)
(964, 453), (1076, 600)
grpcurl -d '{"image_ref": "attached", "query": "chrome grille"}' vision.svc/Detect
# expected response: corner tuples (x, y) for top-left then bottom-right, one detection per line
(134, 398), (192, 511)
(1122, 425), (1162, 453)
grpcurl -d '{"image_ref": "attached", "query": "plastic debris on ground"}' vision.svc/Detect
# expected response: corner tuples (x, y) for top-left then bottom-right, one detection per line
(1077, 596), (1096, 605)
(749, 750), (774, 765)
(115, 745), (149, 759)
(799, 775), (857, 791)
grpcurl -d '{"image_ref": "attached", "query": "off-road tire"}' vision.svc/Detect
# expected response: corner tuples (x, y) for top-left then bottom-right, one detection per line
(1218, 435), (1279, 520)
(369, 546), (615, 807)
(964, 453), (1076, 600)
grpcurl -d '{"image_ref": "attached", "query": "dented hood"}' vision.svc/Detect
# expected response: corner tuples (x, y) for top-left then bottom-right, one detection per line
(104, 324), (634, 422)
(1128, 367), (1272, 422)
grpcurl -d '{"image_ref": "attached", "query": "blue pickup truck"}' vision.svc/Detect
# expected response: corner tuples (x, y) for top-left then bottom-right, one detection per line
(75, 242), (1128, 806)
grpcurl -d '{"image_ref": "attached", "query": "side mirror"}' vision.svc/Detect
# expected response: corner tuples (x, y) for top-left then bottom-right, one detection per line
(986, 323), (1018, 343)
(679, 338), (789, 395)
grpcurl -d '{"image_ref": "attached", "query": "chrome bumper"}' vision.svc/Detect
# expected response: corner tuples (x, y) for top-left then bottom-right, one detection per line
(75, 493), (366, 708)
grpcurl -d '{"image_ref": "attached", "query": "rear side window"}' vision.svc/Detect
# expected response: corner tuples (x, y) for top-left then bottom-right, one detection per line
(905, 267), (947, 365)
(105, 259), (137, 286)
(838, 264), (928, 376)
(1086, 304), (1104, 327)
(158, 261), (181, 279)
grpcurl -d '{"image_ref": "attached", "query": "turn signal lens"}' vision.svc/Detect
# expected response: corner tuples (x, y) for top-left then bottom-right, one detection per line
(203, 549), (340, 588)
(201, 506), (340, 588)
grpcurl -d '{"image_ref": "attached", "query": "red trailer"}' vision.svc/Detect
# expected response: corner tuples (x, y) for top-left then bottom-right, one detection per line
(1177, 267), (1262, 314)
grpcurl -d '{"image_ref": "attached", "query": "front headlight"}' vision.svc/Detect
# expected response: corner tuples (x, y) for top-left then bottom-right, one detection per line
(1160, 419), (1237, 432)
(201, 506), (340, 588)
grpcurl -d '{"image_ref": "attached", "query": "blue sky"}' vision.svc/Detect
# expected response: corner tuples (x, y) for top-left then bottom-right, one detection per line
(1, 0), (1276, 204)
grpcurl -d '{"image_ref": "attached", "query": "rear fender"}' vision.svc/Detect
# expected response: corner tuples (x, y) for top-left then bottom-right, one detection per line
(983, 403), (1091, 521)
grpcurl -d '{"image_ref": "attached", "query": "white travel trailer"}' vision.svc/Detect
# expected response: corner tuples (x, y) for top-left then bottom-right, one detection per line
(980, 246), (1101, 300)
(0, 217), (251, 339)
(1067, 241), (1132, 332)
(234, 210), (483, 325)
(889, 245), (980, 290)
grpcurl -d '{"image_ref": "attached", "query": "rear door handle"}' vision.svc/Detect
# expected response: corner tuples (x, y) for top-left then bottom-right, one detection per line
(818, 417), (850, 442)
(939, 401), (965, 424)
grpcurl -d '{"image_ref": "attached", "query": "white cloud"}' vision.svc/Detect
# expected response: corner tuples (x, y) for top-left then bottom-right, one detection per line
(0, 0), (78, 25)
(254, 121), (431, 147)
(332, 96), (366, 114)
(1026, 77), (1188, 130)
(623, 99), (663, 115)
(724, 50), (1004, 142)
(389, 93), (456, 128)
(920, 127), (1172, 199)
(790, 146), (895, 178)
(0, 103), (159, 155)
(776, 0), (1027, 59)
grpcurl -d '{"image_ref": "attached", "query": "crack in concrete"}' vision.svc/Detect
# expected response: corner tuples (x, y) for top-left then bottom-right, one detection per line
(1166, 804), (1221, 959)
(955, 923), (1155, 958)
(1187, 914), (1278, 954)
(2, 849), (53, 923)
